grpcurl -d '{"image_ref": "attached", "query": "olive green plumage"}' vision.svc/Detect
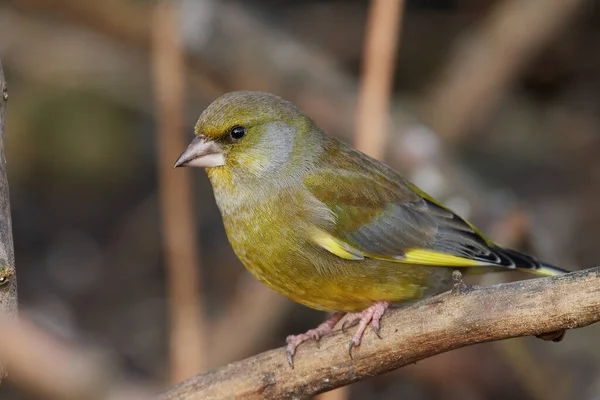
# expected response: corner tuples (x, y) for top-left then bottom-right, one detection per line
(176, 91), (566, 313)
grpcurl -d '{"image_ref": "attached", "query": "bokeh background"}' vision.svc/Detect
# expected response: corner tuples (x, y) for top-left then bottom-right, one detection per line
(0, 0), (599, 399)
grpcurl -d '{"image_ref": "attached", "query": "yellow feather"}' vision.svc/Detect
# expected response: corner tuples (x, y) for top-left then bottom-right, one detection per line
(526, 266), (564, 277)
(312, 229), (486, 267)
(400, 249), (485, 267)
(310, 228), (364, 260)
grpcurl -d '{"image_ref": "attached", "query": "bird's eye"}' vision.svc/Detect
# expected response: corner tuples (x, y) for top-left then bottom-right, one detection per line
(229, 126), (246, 141)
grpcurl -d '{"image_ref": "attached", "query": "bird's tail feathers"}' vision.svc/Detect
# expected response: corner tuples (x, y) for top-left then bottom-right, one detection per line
(497, 247), (568, 277)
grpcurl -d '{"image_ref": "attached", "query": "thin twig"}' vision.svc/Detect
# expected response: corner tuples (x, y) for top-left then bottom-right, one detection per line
(151, 1), (206, 382)
(162, 267), (600, 400)
(422, 0), (586, 142)
(0, 58), (18, 382)
(355, 0), (404, 158)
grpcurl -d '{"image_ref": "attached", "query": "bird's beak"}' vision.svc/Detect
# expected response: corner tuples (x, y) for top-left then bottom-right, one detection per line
(173, 135), (225, 168)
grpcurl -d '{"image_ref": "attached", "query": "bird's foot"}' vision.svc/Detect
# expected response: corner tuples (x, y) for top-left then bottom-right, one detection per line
(341, 301), (390, 359)
(286, 312), (345, 368)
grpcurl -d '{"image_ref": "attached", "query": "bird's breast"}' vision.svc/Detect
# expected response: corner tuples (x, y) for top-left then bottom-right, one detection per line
(219, 189), (322, 293)
(209, 173), (454, 312)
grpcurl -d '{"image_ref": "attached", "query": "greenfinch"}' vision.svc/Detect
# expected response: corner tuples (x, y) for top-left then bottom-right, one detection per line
(174, 91), (566, 366)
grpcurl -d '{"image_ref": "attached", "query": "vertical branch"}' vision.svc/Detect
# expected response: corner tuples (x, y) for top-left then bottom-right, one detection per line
(354, 0), (404, 159)
(151, 0), (206, 382)
(319, 1), (404, 398)
(0, 59), (18, 381)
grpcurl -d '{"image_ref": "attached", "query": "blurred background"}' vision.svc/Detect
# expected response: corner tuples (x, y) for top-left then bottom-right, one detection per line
(0, 0), (599, 399)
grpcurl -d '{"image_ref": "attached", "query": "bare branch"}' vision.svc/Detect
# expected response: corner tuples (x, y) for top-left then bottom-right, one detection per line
(151, 1), (207, 381)
(162, 267), (600, 400)
(355, 0), (404, 158)
(0, 59), (18, 382)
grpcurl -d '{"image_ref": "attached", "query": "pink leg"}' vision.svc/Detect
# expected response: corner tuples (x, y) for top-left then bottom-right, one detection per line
(342, 301), (390, 358)
(286, 312), (345, 367)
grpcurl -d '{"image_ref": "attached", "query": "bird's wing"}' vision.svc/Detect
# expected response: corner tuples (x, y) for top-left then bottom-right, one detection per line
(303, 168), (517, 269)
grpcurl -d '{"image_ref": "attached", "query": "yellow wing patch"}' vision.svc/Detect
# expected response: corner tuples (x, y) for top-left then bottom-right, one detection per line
(310, 228), (364, 260)
(400, 249), (485, 266)
(311, 229), (487, 267)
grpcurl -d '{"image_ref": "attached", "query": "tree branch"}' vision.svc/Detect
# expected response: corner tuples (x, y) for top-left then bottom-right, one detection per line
(0, 59), (18, 382)
(355, 0), (403, 158)
(151, 1), (207, 381)
(162, 267), (600, 400)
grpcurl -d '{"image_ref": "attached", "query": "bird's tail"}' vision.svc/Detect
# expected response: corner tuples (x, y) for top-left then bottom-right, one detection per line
(496, 247), (568, 277)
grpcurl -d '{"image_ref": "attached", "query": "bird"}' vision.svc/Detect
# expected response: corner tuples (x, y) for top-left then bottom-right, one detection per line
(174, 91), (567, 367)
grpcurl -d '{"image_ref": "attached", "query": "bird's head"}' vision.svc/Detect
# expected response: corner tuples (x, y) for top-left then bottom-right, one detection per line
(174, 91), (315, 178)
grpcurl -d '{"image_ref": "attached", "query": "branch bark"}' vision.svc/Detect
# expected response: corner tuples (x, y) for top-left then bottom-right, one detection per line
(162, 267), (600, 400)
(0, 59), (18, 381)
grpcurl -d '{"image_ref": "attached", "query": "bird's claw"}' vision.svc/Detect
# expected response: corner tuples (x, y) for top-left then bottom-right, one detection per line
(343, 301), (390, 360)
(372, 324), (382, 339)
(284, 312), (345, 368)
(285, 305), (389, 365)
